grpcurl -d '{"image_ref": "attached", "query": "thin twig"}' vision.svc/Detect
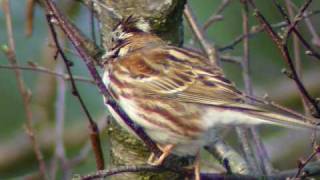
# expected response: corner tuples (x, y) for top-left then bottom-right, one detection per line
(284, 0), (310, 116)
(295, 145), (320, 178)
(184, 3), (218, 66)
(241, 0), (253, 103)
(283, 0), (313, 41)
(90, 1), (96, 43)
(233, 0), (259, 174)
(46, 13), (105, 170)
(298, 4), (320, 48)
(235, 127), (258, 174)
(81, 164), (258, 180)
(54, 61), (70, 179)
(240, 0), (273, 175)
(286, 0), (320, 152)
(203, 0), (231, 30)
(248, 0), (320, 118)
(2, 0), (48, 179)
(69, 116), (110, 168)
(304, 17), (320, 47)
(273, 0), (320, 61)
(286, 1), (320, 59)
(80, 165), (166, 180)
(245, 94), (317, 124)
(204, 138), (250, 174)
(0, 64), (94, 84)
(219, 9), (320, 52)
(274, 161), (320, 179)
(220, 54), (242, 64)
(272, 0), (320, 117)
(25, 0), (35, 36)
(81, 161), (320, 180)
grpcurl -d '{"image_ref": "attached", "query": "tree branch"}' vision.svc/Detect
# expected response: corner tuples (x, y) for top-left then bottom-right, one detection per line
(2, 1), (48, 179)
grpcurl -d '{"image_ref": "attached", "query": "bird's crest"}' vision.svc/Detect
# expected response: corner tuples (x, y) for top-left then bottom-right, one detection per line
(113, 15), (151, 34)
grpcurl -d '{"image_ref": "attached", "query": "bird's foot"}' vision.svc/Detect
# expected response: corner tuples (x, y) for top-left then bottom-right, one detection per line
(147, 144), (175, 166)
(184, 152), (200, 180)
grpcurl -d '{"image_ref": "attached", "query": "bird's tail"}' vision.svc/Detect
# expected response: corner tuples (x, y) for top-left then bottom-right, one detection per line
(246, 110), (319, 130)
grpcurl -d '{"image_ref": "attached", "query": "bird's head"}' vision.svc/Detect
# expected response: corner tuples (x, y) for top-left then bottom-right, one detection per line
(105, 16), (164, 59)
(111, 16), (151, 45)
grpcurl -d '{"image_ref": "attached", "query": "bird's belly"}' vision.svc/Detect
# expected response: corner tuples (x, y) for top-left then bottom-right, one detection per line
(201, 106), (266, 127)
(107, 100), (204, 156)
(113, 97), (206, 154)
(107, 103), (216, 156)
(144, 128), (204, 156)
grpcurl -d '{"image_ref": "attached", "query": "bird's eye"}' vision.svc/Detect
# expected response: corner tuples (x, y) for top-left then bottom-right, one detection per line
(115, 31), (121, 37)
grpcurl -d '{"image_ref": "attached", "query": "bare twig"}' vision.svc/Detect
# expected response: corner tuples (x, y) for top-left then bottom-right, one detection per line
(273, 0), (320, 117)
(25, 0), (35, 36)
(81, 165), (259, 180)
(219, 22), (281, 52)
(248, 0), (320, 118)
(81, 161), (320, 180)
(80, 165), (167, 180)
(273, 0), (320, 61)
(235, 128), (258, 173)
(89, 1), (97, 43)
(241, 0), (253, 101)
(295, 145), (320, 178)
(53, 61), (70, 179)
(81, 164), (255, 180)
(0, 64), (94, 84)
(69, 116), (110, 168)
(240, 0), (273, 175)
(284, 0), (311, 117)
(282, 0), (312, 40)
(68, 142), (91, 168)
(299, 4), (320, 48)
(304, 17), (320, 48)
(287, 1), (320, 57)
(219, 9), (320, 52)
(232, 1), (259, 174)
(220, 54), (242, 64)
(204, 138), (250, 174)
(46, 14), (105, 170)
(184, 3), (218, 66)
(203, 0), (231, 30)
(2, 0), (48, 179)
(244, 93), (317, 124)
(274, 161), (320, 179)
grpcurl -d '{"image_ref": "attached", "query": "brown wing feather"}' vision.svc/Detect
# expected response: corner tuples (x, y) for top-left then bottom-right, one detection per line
(113, 46), (257, 109)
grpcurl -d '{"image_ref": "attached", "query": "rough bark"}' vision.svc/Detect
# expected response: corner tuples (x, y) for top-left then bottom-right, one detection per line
(87, 0), (186, 49)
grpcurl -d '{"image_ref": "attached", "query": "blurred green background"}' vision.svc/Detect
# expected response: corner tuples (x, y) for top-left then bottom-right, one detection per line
(0, 0), (319, 179)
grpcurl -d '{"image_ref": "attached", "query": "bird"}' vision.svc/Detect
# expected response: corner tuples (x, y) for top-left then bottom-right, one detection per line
(102, 16), (319, 179)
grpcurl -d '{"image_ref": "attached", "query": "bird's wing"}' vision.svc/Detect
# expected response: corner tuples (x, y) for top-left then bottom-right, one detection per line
(113, 46), (319, 130)
(115, 46), (259, 110)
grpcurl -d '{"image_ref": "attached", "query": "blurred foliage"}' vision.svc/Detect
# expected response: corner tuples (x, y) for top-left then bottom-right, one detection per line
(0, 0), (319, 179)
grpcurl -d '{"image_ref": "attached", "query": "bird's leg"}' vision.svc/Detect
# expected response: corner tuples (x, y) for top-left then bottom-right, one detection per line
(147, 144), (175, 166)
(194, 152), (200, 180)
(184, 151), (200, 180)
